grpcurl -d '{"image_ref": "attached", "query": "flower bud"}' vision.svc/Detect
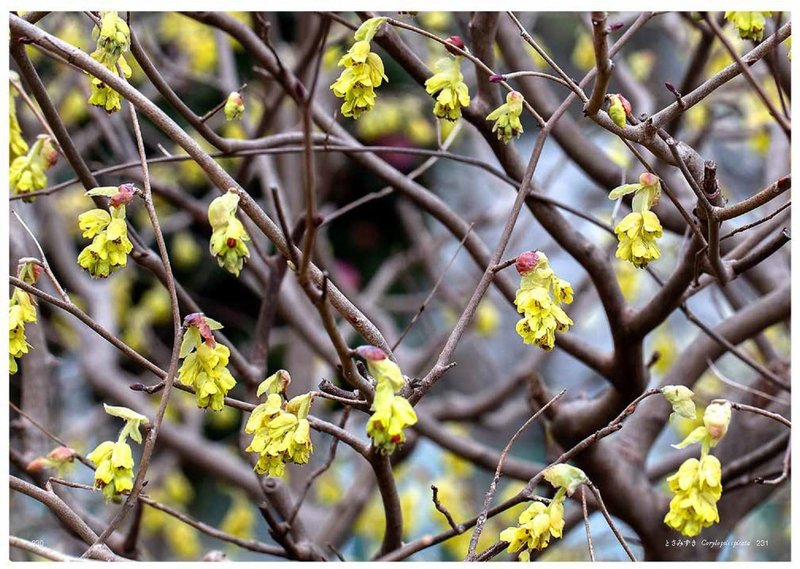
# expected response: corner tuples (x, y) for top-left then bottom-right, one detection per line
(515, 251), (540, 275)
(543, 463), (589, 496)
(661, 385), (696, 422)
(639, 172), (659, 187)
(39, 136), (59, 168)
(607, 94), (631, 128)
(703, 401), (731, 442)
(445, 35), (465, 55)
(224, 91), (245, 121)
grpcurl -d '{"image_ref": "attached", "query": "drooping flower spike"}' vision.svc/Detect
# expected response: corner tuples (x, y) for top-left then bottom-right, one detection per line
(354, 345), (418, 454)
(87, 11), (133, 113)
(245, 370), (315, 476)
(486, 91), (524, 143)
(608, 173), (664, 268)
(177, 314), (237, 412)
(77, 185), (135, 278)
(208, 190), (250, 277)
(330, 17), (388, 119)
(513, 251), (574, 351)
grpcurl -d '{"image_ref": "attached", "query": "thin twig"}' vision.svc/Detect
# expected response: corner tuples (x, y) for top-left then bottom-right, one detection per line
(391, 224), (474, 351)
(587, 481), (636, 561)
(584, 12), (613, 116)
(11, 210), (69, 302)
(467, 389), (566, 559)
(430, 485), (461, 532)
(581, 486), (595, 561)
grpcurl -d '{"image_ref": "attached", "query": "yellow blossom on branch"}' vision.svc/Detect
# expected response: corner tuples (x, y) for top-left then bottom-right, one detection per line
(330, 17), (388, 119)
(724, 11), (772, 41)
(486, 91), (524, 143)
(513, 251), (574, 350)
(208, 190), (250, 277)
(425, 54), (470, 121)
(355, 345), (418, 454)
(664, 454), (723, 537)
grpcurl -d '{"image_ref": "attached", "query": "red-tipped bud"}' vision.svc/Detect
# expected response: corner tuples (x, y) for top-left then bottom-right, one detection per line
(639, 172), (659, 187)
(26, 458), (47, 473)
(47, 446), (77, 463)
(608, 22), (625, 31)
(445, 35), (465, 55)
(354, 345), (388, 362)
(515, 251), (540, 275)
(489, 74), (504, 83)
(184, 313), (216, 346)
(110, 184), (136, 208)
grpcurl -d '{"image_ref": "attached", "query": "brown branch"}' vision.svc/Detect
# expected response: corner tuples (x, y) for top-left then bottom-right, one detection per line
(581, 486), (595, 561)
(703, 13), (791, 137)
(584, 12), (613, 116)
(430, 485), (461, 532)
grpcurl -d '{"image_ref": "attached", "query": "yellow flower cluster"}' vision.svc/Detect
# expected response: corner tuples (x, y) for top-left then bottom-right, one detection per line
(87, 405), (149, 501)
(356, 346), (418, 454)
(88, 439), (135, 501)
(425, 55), (470, 121)
(10, 135), (58, 201)
(664, 454), (723, 537)
(208, 191), (250, 277)
(177, 315), (237, 412)
(9, 286), (38, 375)
(725, 12), (772, 41)
(614, 211), (663, 268)
(87, 11), (132, 112)
(500, 496), (566, 560)
(513, 251), (574, 351)
(608, 173), (663, 268)
(77, 186), (135, 278)
(330, 18), (388, 119)
(245, 370), (314, 476)
(9, 75), (29, 161)
(486, 91), (524, 143)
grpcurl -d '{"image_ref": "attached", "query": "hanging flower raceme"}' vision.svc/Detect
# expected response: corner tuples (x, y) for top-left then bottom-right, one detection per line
(513, 251), (574, 351)
(208, 190), (250, 277)
(355, 345), (417, 454)
(10, 135), (58, 201)
(87, 11), (132, 113)
(244, 370), (314, 476)
(664, 400), (731, 537)
(425, 42), (471, 121)
(330, 17), (388, 119)
(486, 91), (524, 143)
(9, 261), (41, 375)
(9, 73), (29, 161)
(87, 404), (149, 501)
(609, 172), (663, 268)
(500, 464), (588, 559)
(725, 12), (772, 41)
(77, 184), (135, 278)
(177, 313), (237, 412)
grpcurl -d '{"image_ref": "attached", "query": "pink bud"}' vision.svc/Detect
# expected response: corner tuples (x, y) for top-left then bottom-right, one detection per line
(639, 172), (659, 187)
(110, 184), (136, 208)
(515, 251), (540, 275)
(354, 345), (387, 361)
(47, 446), (76, 463)
(26, 458), (47, 473)
(445, 35), (465, 55)
(489, 74), (504, 83)
(184, 313), (216, 346)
